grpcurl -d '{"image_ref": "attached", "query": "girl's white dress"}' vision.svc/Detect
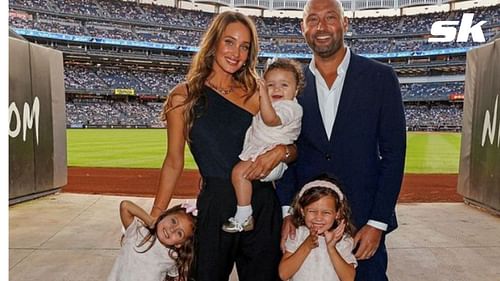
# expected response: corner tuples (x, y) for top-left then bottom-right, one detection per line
(107, 217), (178, 281)
(284, 226), (357, 281)
(239, 99), (302, 181)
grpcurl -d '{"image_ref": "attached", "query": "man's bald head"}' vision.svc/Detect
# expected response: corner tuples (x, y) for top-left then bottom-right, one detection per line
(303, 0), (344, 20)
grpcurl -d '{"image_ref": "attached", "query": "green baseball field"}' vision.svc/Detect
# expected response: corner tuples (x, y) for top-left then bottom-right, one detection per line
(67, 129), (461, 174)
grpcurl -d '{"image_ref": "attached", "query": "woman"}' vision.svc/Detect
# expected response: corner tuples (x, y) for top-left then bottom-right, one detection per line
(151, 11), (295, 281)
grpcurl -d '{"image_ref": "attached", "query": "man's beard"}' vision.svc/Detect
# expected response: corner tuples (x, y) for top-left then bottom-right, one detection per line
(306, 34), (343, 58)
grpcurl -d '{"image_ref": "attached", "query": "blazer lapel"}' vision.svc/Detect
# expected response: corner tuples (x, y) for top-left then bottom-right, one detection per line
(330, 53), (362, 143)
(300, 68), (330, 150)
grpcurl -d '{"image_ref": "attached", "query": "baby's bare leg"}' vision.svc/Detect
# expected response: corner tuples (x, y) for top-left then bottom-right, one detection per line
(232, 160), (253, 206)
(222, 160), (255, 232)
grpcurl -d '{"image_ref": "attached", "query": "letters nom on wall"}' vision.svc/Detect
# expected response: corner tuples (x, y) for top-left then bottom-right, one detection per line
(9, 37), (67, 204)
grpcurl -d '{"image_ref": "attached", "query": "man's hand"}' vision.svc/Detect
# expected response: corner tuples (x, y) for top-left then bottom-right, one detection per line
(280, 215), (297, 253)
(244, 145), (285, 180)
(353, 224), (382, 260)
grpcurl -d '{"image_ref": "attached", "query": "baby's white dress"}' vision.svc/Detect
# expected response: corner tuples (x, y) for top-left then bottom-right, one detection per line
(239, 99), (302, 181)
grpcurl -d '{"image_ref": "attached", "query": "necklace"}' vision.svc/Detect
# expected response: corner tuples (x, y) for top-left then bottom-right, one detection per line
(207, 80), (234, 95)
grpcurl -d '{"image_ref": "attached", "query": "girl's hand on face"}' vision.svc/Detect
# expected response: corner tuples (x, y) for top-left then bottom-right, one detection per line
(304, 228), (319, 250)
(325, 220), (346, 246)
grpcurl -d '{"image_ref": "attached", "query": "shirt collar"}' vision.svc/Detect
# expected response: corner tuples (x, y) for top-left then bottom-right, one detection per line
(309, 47), (351, 77)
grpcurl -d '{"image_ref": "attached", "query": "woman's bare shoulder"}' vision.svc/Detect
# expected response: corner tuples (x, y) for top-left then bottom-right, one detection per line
(170, 82), (189, 97)
(245, 89), (260, 115)
(167, 83), (189, 106)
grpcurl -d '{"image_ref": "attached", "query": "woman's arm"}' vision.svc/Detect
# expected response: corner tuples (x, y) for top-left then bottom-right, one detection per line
(151, 85), (188, 218)
(120, 200), (154, 229)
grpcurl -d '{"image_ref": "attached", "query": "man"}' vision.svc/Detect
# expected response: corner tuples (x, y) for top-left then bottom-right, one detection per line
(276, 0), (406, 280)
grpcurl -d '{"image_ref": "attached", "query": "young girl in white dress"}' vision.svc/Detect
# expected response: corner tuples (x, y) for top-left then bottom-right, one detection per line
(107, 200), (197, 281)
(279, 176), (358, 281)
(222, 58), (304, 233)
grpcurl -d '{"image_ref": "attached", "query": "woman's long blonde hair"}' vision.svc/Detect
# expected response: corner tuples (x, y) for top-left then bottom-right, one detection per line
(162, 11), (260, 141)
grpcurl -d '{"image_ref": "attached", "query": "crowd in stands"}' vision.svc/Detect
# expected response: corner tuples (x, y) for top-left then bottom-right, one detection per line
(85, 21), (136, 40)
(66, 100), (164, 128)
(350, 38), (391, 54)
(135, 27), (202, 46)
(254, 16), (302, 36)
(401, 81), (463, 101)
(38, 14), (86, 34)
(405, 104), (463, 131)
(63, 62), (465, 130)
(350, 16), (402, 35)
(64, 64), (464, 101)
(130, 70), (182, 95)
(63, 63), (465, 131)
(64, 65), (108, 90)
(57, 0), (100, 16)
(65, 99), (463, 131)
(9, 0), (499, 54)
(64, 64), (184, 96)
(10, 0), (479, 131)
(11, 0), (49, 10)
(14, 0), (498, 36)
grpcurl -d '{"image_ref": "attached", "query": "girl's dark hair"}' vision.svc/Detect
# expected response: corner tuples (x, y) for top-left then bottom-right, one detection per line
(264, 58), (305, 95)
(137, 204), (197, 281)
(290, 176), (356, 237)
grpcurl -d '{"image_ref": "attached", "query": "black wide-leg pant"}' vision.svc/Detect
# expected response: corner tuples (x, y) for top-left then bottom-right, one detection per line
(192, 177), (282, 281)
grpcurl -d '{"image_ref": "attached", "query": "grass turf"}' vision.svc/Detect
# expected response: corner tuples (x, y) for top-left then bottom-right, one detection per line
(405, 132), (460, 173)
(67, 129), (461, 173)
(67, 129), (197, 169)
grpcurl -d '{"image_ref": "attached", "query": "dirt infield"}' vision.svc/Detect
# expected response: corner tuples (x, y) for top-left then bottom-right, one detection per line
(62, 167), (462, 203)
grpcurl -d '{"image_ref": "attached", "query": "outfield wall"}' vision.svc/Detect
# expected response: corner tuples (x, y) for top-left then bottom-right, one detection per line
(458, 38), (500, 214)
(8, 36), (67, 204)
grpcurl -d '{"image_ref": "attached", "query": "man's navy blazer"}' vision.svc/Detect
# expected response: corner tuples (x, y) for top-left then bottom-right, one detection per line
(276, 52), (406, 232)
